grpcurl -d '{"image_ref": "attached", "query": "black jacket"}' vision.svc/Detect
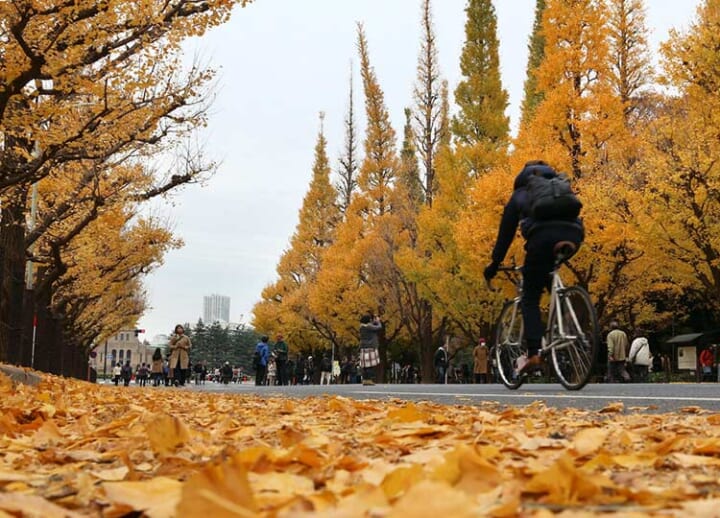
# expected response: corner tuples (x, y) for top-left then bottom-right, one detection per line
(433, 347), (448, 368)
(491, 164), (583, 264)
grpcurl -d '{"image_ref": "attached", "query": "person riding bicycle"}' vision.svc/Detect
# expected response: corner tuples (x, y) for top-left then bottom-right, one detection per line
(483, 160), (584, 374)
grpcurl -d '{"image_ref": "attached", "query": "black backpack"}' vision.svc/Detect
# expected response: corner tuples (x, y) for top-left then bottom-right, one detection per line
(526, 170), (582, 221)
(252, 350), (262, 369)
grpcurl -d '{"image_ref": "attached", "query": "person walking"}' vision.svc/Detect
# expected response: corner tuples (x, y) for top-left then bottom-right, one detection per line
(293, 355), (304, 385)
(254, 336), (270, 386)
(121, 360), (133, 387)
(320, 353), (332, 385)
(137, 363), (149, 387)
(627, 334), (651, 382)
(274, 334), (289, 385)
(434, 341), (449, 384)
(473, 338), (489, 384)
(150, 348), (163, 387)
(483, 160), (584, 376)
(112, 362), (122, 386)
(359, 314), (382, 386)
(607, 321), (629, 382)
(700, 347), (714, 382)
(168, 324), (192, 386)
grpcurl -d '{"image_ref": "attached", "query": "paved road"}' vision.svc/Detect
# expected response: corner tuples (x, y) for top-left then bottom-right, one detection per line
(189, 382), (720, 413)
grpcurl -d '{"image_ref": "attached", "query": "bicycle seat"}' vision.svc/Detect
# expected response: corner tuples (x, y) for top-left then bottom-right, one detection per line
(554, 241), (577, 261)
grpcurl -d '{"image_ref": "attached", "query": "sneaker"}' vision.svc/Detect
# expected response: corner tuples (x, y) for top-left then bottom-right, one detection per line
(362, 379), (376, 386)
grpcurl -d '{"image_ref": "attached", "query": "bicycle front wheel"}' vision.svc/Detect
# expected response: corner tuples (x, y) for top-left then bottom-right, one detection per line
(550, 286), (599, 390)
(494, 300), (525, 390)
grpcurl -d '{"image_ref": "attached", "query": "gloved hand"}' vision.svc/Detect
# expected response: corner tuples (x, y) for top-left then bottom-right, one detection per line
(483, 262), (499, 282)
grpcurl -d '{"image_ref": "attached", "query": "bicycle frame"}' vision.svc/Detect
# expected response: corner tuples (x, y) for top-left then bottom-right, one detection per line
(545, 269), (587, 352)
(498, 266), (584, 354)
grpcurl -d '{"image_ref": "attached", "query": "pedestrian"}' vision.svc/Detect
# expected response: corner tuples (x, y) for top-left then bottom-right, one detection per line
(254, 336), (270, 386)
(274, 334), (289, 385)
(320, 353), (332, 385)
(294, 355), (304, 385)
(359, 314), (382, 386)
(267, 357), (277, 386)
(112, 362), (122, 386)
(434, 340), (449, 384)
(193, 362), (204, 384)
(220, 361), (233, 384)
(168, 325), (191, 386)
(473, 338), (489, 384)
(137, 363), (149, 387)
(700, 347), (714, 382)
(483, 160), (584, 376)
(150, 348), (163, 387)
(305, 355), (315, 384)
(163, 359), (170, 386)
(661, 353), (672, 383)
(627, 334), (651, 382)
(121, 360), (133, 387)
(607, 321), (629, 383)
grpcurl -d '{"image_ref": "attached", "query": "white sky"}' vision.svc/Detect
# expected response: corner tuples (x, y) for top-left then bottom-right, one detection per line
(137, 0), (702, 339)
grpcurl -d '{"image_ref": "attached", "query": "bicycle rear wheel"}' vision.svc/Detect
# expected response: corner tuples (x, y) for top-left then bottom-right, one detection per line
(494, 300), (525, 390)
(549, 286), (599, 390)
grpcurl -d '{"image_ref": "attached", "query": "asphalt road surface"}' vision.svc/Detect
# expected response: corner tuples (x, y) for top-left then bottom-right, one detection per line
(190, 382), (720, 414)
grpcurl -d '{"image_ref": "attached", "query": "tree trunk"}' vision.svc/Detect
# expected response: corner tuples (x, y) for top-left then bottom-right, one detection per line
(0, 188), (29, 364)
(419, 301), (435, 383)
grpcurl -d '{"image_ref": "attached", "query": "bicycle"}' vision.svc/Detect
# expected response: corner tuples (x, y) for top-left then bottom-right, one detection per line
(490, 242), (600, 391)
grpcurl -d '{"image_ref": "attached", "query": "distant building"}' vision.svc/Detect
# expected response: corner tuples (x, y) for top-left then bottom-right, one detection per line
(203, 294), (230, 324)
(94, 330), (154, 370)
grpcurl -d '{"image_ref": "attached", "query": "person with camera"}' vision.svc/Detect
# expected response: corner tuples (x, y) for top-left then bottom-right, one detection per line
(359, 313), (382, 386)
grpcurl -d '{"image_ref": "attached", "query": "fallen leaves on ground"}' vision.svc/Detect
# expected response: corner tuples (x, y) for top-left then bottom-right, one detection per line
(1, 373), (719, 516)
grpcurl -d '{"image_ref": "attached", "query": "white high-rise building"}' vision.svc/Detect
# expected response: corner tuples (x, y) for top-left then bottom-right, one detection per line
(203, 294), (231, 324)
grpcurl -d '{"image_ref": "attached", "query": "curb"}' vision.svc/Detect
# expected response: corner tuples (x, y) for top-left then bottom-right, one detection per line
(0, 365), (43, 386)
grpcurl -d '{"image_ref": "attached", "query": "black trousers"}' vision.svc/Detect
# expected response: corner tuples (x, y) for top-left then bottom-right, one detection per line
(172, 360), (187, 385)
(255, 365), (267, 386)
(522, 223), (584, 357)
(276, 359), (287, 385)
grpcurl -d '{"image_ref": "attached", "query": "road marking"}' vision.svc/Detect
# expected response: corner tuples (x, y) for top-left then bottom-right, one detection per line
(349, 390), (720, 403)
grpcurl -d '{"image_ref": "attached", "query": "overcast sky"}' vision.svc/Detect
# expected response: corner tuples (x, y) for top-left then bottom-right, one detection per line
(137, 0), (702, 340)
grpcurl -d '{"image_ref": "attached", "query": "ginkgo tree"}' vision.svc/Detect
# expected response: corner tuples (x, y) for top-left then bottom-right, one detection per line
(0, 0), (254, 369)
(407, 0), (509, 359)
(252, 116), (341, 354)
(642, 0), (720, 317)
(308, 25), (410, 378)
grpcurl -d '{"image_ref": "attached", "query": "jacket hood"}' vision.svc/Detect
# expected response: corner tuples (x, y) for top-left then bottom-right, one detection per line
(513, 163), (557, 190)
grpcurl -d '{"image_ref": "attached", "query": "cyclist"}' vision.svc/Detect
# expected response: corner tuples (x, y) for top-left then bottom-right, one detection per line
(483, 160), (584, 374)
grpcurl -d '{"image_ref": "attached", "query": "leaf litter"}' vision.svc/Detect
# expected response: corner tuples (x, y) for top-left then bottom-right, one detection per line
(1, 372), (719, 516)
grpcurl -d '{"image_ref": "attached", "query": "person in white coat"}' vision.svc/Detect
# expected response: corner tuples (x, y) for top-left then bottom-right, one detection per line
(112, 363), (122, 386)
(627, 335), (651, 382)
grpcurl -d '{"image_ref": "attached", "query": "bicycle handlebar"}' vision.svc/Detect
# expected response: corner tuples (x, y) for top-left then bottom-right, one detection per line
(486, 265), (522, 291)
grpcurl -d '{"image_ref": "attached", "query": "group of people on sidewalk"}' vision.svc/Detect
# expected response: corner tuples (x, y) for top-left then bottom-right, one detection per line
(254, 314), (385, 386)
(606, 322), (652, 383)
(433, 338), (491, 384)
(253, 334), (289, 386)
(110, 324), (193, 387)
